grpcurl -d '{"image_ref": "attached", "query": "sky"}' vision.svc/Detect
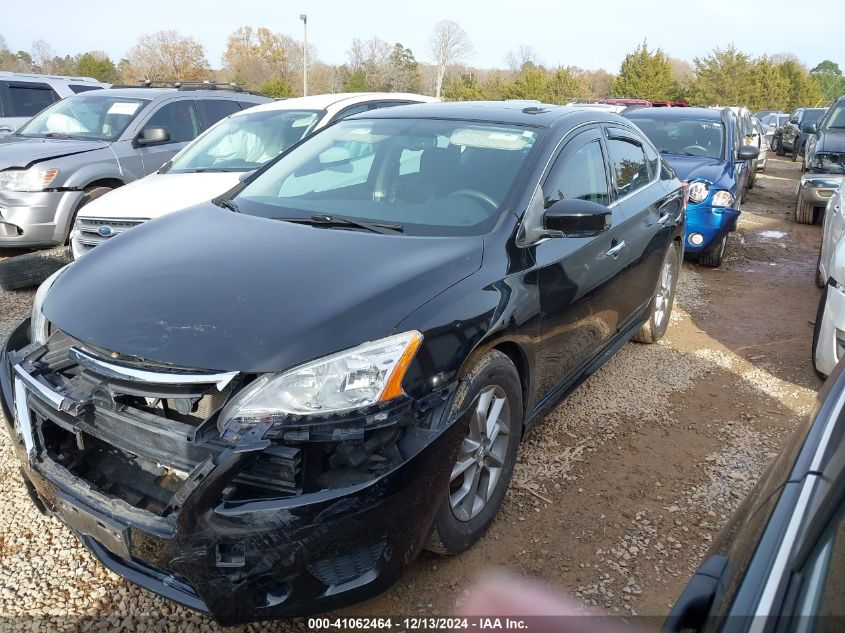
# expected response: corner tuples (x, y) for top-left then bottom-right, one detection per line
(5, 0), (843, 74)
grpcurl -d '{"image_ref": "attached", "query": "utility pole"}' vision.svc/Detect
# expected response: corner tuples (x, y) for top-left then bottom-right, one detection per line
(300, 14), (308, 96)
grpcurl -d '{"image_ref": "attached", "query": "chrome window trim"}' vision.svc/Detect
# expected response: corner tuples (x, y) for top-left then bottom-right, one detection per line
(68, 347), (237, 391)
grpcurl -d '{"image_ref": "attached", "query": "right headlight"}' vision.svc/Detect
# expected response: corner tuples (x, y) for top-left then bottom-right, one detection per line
(217, 331), (423, 438)
(688, 180), (709, 203)
(30, 266), (68, 345)
(0, 166), (60, 192)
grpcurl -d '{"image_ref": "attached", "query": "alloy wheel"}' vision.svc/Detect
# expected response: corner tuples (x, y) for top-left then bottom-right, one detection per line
(449, 385), (511, 522)
(654, 256), (675, 328)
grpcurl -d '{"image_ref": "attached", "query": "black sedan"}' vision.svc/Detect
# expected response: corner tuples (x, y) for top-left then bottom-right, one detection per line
(666, 360), (845, 632)
(0, 102), (686, 624)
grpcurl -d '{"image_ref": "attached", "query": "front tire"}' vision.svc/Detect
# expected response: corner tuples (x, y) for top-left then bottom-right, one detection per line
(426, 350), (523, 555)
(699, 233), (728, 268)
(633, 241), (680, 344)
(795, 190), (816, 225)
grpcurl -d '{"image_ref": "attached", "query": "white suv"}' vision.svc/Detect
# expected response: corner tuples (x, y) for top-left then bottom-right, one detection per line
(0, 71), (108, 135)
(71, 92), (437, 257)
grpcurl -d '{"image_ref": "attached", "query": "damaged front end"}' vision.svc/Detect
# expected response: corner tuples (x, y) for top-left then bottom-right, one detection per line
(0, 320), (466, 625)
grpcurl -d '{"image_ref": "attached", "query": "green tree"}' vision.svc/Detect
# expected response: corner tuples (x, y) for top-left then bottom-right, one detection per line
(613, 42), (678, 101)
(258, 77), (294, 98)
(546, 67), (587, 103)
(76, 52), (118, 83)
(779, 59), (823, 110)
(503, 63), (547, 100)
(344, 68), (368, 91)
(690, 45), (755, 105)
(810, 60), (845, 103)
(749, 57), (791, 111)
(443, 73), (485, 100)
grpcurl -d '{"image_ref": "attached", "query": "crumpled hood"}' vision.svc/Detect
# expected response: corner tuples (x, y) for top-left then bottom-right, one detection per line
(0, 136), (107, 170)
(44, 205), (483, 372)
(815, 129), (845, 154)
(661, 154), (735, 190)
(78, 172), (243, 221)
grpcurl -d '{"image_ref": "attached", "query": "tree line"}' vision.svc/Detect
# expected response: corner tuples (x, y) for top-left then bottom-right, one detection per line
(1, 26), (842, 111)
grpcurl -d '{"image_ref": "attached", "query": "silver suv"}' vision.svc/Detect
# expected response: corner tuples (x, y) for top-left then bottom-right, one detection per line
(0, 71), (109, 135)
(0, 87), (269, 248)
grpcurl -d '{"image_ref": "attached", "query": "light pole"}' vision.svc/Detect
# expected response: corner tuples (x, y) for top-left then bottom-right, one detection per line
(300, 14), (308, 97)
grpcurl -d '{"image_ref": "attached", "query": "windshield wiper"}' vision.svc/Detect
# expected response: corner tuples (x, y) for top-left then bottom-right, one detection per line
(44, 132), (86, 140)
(215, 198), (241, 213)
(277, 213), (404, 234)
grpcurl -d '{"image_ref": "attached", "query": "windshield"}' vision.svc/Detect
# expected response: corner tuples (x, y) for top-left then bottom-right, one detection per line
(628, 117), (724, 159)
(166, 109), (322, 173)
(233, 118), (541, 236)
(821, 103), (845, 130)
(17, 94), (149, 141)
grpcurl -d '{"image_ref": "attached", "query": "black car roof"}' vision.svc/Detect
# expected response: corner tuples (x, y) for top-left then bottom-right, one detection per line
(352, 101), (632, 128)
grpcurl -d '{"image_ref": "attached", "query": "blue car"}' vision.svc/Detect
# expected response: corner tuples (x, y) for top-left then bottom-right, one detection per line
(625, 107), (759, 267)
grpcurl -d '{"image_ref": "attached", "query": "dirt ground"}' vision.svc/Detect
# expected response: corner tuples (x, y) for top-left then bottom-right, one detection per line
(0, 155), (824, 631)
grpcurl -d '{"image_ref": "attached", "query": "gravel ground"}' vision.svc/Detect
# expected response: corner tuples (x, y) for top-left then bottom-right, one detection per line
(0, 156), (823, 631)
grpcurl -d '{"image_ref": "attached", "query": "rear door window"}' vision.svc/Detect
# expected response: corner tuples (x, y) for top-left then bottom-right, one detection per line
(605, 134), (650, 198)
(196, 99), (241, 129)
(7, 82), (59, 117)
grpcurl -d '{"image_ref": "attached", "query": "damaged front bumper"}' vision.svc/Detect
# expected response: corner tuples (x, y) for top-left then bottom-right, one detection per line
(0, 319), (465, 625)
(684, 204), (740, 253)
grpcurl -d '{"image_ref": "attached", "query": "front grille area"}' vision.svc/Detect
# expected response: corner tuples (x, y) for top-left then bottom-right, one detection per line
(18, 330), (302, 515)
(74, 216), (146, 253)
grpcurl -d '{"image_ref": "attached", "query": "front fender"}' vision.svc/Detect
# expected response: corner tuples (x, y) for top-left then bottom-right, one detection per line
(61, 152), (127, 190)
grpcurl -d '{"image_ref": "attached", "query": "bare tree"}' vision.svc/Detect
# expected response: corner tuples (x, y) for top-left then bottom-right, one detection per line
(30, 39), (55, 73)
(429, 20), (473, 98)
(504, 45), (541, 72)
(125, 30), (210, 82)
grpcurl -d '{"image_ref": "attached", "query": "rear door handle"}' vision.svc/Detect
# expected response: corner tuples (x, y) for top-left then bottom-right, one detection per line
(606, 241), (625, 258)
(658, 212), (672, 225)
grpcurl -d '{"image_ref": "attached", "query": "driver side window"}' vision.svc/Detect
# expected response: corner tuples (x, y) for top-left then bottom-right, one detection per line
(143, 101), (200, 144)
(543, 140), (609, 207)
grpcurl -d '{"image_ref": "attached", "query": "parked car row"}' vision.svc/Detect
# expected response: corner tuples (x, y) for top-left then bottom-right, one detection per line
(2, 78), (833, 629)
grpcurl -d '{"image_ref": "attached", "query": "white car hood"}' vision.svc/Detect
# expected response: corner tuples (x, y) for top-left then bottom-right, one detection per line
(77, 172), (243, 221)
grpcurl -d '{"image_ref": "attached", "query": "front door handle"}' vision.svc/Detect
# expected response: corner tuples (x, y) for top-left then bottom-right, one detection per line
(606, 241), (626, 258)
(658, 212), (672, 225)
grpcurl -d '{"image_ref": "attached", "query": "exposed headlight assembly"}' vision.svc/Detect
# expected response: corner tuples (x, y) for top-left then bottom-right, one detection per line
(217, 331), (423, 437)
(30, 265), (69, 344)
(0, 167), (59, 192)
(808, 153), (844, 175)
(711, 190), (735, 207)
(688, 181), (709, 203)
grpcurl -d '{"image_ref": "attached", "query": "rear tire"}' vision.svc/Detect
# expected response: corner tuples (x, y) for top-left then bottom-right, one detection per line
(633, 241), (680, 344)
(0, 246), (73, 291)
(774, 135), (785, 156)
(426, 350), (523, 555)
(795, 190), (815, 225)
(812, 286), (829, 380)
(699, 233), (727, 268)
(792, 139), (803, 162)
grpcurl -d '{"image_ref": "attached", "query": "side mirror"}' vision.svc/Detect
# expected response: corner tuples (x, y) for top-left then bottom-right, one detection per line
(135, 126), (170, 147)
(801, 121), (818, 134)
(737, 145), (760, 161)
(543, 199), (612, 237)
